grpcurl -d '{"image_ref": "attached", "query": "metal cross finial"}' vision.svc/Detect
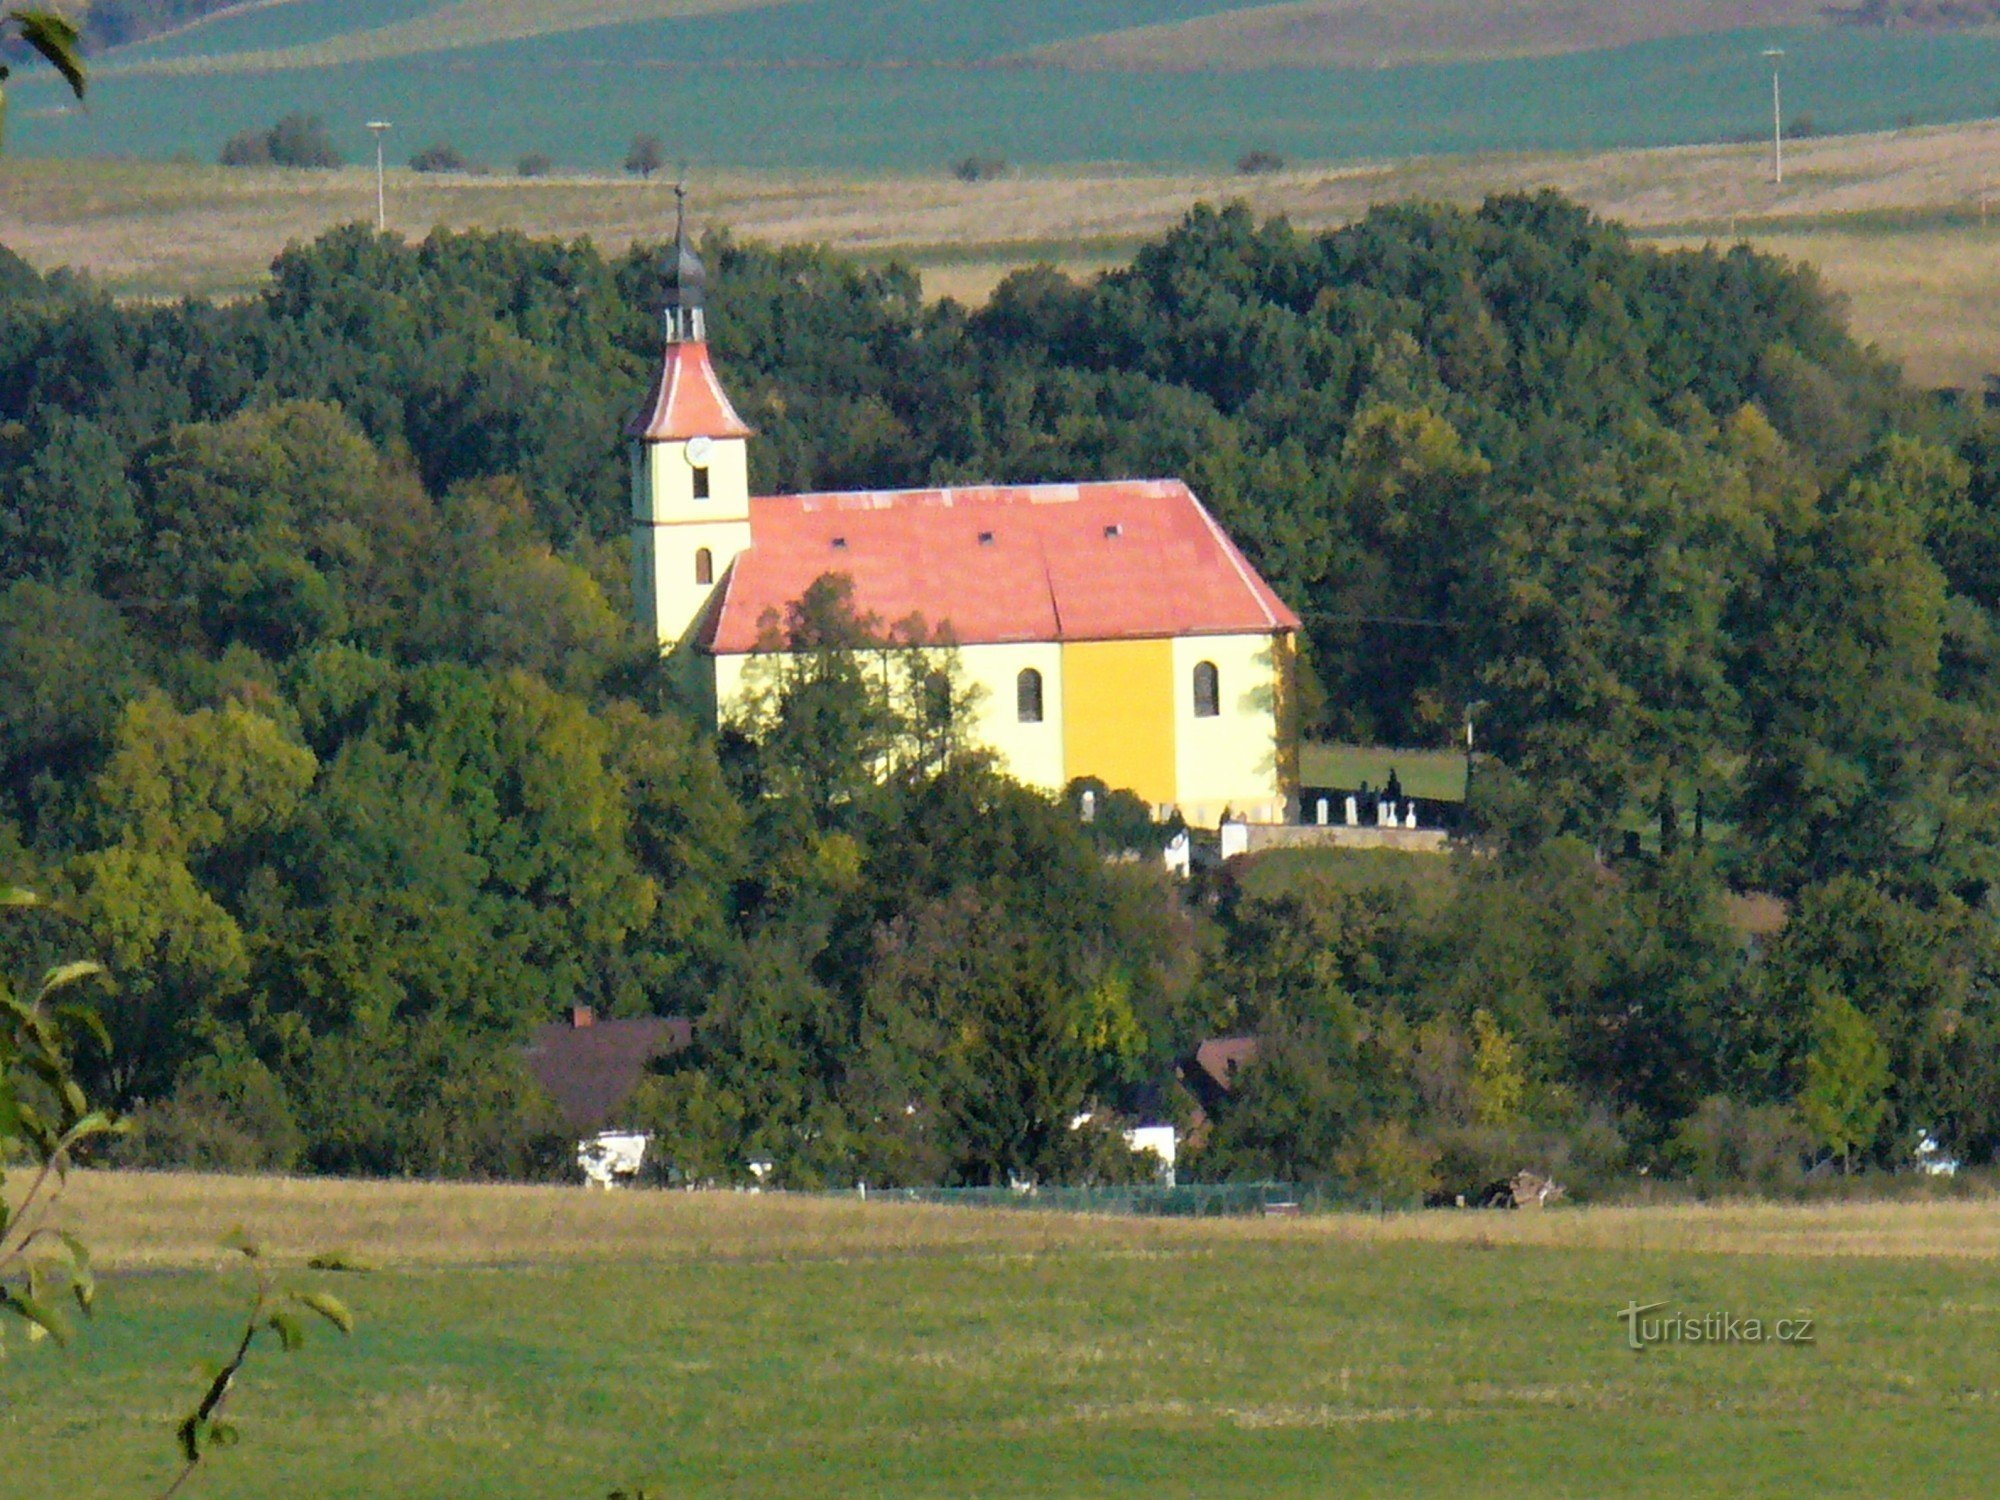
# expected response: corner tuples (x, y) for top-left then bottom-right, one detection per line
(674, 170), (689, 245)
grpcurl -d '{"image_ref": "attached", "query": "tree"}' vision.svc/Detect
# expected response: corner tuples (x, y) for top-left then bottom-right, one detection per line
(624, 134), (666, 178)
(0, 9), (84, 151)
(1799, 986), (1890, 1173)
(266, 111), (342, 168)
(220, 113), (343, 169)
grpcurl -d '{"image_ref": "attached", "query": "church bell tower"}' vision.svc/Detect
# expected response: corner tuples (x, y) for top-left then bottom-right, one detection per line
(628, 189), (754, 650)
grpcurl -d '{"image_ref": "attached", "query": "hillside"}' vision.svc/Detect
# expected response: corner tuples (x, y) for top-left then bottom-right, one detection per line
(8, 0), (2000, 168)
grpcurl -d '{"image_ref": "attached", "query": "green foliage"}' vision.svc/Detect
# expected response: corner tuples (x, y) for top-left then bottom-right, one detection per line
(219, 112), (343, 169)
(89, 694), (317, 857)
(1800, 987), (1892, 1172)
(0, 888), (116, 1358)
(0, 197), (1996, 1187)
(0, 8), (84, 151)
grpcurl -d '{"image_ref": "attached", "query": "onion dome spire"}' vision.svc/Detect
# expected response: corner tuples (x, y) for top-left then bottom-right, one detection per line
(664, 181), (707, 343)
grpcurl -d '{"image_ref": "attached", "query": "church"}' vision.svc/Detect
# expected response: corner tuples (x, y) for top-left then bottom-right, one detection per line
(629, 221), (1301, 829)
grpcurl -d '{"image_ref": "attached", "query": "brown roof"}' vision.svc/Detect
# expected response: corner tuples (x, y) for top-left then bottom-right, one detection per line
(702, 480), (1300, 655)
(522, 1014), (692, 1135)
(625, 340), (753, 441)
(1191, 1036), (1260, 1099)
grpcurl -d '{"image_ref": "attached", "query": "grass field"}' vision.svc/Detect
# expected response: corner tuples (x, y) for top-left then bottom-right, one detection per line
(1301, 743), (1467, 800)
(1031, 0), (1835, 69)
(4, 1173), (2000, 1497)
(13, 6), (2000, 172)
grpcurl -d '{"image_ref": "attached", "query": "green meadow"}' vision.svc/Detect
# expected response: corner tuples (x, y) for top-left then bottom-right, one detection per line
(16, 9), (2000, 172)
(1300, 744), (1468, 801)
(3, 1175), (1999, 1498)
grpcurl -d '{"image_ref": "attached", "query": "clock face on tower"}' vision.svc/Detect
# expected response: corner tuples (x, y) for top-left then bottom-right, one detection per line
(686, 435), (714, 466)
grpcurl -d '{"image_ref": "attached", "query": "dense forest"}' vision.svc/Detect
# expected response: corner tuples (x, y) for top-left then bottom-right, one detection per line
(4, 193), (2000, 1194)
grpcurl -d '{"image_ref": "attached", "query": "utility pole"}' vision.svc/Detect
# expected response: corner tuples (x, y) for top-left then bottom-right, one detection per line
(1761, 49), (1784, 186)
(367, 120), (392, 231)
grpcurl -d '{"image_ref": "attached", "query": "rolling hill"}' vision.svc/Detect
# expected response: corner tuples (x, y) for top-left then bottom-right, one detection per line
(7, 0), (2000, 170)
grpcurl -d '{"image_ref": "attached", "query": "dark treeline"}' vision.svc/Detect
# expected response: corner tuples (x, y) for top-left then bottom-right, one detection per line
(5, 193), (2000, 1193)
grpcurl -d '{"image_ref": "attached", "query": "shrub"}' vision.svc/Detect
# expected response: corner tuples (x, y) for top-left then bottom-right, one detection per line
(113, 1055), (304, 1173)
(951, 154), (1007, 183)
(1666, 1095), (1812, 1193)
(218, 112), (342, 169)
(1236, 148), (1285, 176)
(266, 112), (342, 168)
(517, 151), (554, 178)
(409, 142), (471, 174)
(218, 128), (271, 167)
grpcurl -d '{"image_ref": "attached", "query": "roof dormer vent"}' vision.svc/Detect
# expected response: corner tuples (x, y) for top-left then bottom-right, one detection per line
(1104, 523), (1124, 539)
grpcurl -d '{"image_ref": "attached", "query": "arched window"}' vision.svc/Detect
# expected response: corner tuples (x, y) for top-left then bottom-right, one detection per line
(694, 548), (714, 585)
(1193, 661), (1220, 718)
(1017, 667), (1044, 724)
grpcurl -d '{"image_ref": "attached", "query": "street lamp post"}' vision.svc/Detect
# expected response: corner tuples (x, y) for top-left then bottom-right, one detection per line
(1761, 49), (1784, 186)
(366, 120), (392, 231)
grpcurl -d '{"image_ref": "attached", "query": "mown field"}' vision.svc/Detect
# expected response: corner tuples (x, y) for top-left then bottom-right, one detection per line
(3, 1174), (1998, 1498)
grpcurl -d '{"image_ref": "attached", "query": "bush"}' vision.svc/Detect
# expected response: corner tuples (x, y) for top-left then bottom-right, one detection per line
(410, 142), (471, 174)
(517, 152), (554, 178)
(218, 128), (272, 167)
(950, 154), (1007, 183)
(218, 113), (342, 170)
(269, 112), (342, 168)
(113, 1055), (304, 1173)
(1665, 1096), (1812, 1193)
(1236, 148), (1285, 176)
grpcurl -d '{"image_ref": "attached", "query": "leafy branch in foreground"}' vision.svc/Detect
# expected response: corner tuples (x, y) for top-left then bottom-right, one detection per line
(0, 9), (87, 149)
(162, 1228), (357, 1499)
(1, 886), (119, 1356)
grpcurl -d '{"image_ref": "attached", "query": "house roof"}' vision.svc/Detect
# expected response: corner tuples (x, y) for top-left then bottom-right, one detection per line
(522, 1013), (693, 1135)
(1194, 1035), (1260, 1088)
(625, 340), (753, 441)
(702, 479), (1300, 654)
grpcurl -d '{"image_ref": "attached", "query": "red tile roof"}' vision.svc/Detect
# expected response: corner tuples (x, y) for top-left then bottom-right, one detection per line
(703, 480), (1299, 654)
(625, 341), (753, 441)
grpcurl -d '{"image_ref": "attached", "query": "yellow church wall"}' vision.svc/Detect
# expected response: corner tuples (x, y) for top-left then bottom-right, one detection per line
(634, 434), (753, 649)
(636, 516), (752, 648)
(956, 643), (1068, 793)
(638, 438), (749, 522)
(711, 643), (1068, 792)
(1060, 639), (1178, 808)
(1172, 633), (1290, 827)
(708, 633), (1288, 828)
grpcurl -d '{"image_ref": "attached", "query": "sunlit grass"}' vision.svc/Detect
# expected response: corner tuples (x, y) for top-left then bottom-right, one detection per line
(4, 1174), (1999, 1497)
